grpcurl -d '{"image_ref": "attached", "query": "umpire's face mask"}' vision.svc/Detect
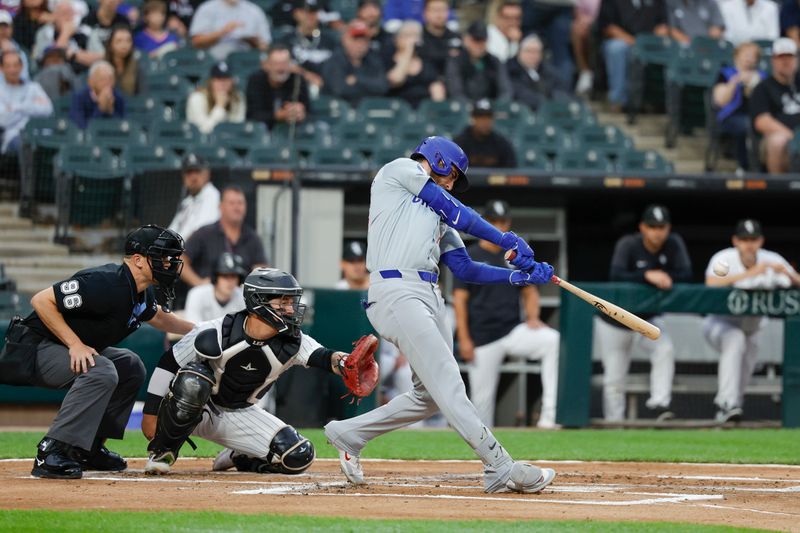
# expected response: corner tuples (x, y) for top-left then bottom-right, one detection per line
(148, 252), (183, 312)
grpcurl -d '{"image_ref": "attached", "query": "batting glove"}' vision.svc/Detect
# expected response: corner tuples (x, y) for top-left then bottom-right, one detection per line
(527, 261), (554, 284)
(500, 232), (536, 270)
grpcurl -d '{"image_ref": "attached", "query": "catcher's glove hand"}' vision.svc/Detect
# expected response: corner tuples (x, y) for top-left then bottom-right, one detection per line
(339, 334), (379, 403)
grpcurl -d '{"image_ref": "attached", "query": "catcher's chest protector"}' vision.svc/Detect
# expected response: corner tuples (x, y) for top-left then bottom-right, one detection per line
(210, 312), (302, 408)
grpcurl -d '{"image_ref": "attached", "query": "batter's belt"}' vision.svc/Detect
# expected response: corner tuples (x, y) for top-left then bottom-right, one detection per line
(370, 269), (438, 284)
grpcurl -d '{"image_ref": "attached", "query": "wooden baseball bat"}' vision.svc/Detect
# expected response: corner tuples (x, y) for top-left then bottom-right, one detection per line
(505, 250), (661, 340)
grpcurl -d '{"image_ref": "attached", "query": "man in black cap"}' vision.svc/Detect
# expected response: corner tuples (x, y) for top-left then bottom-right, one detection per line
(184, 252), (247, 324)
(0, 225), (194, 479)
(454, 99), (517, 169)
(704, 219), (800, 423)
(452, 200), (560, 428)
(596, 205), (692, 423)
(445, 21), (512, 102)
(168, 152), (220, 242)
(336, 240), (368, 290)
(276, 0), (338, 81)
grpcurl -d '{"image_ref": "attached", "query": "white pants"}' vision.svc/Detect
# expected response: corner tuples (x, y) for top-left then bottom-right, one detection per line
(194, 402), (286, 458)
(703, 318), (760, 410)
(468, 323), (560, 427)
(595, 316), (674, 421)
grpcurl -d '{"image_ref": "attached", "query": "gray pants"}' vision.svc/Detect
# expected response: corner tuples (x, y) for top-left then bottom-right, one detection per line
(325, 275), (512, 472)
(34, 339), (146, 451)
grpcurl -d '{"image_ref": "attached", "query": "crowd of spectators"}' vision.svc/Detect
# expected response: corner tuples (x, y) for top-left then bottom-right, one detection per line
(5, 0), (800, 174)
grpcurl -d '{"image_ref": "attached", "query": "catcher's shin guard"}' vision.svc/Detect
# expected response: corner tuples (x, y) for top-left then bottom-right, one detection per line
(232, 426), (315, 475)
(147, 361), (214, 461)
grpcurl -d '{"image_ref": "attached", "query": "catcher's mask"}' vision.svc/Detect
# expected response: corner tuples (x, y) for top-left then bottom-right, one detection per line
(244, 268), (307, 337)
(125, 224), (185, 311)
(412, 136), (470, 192)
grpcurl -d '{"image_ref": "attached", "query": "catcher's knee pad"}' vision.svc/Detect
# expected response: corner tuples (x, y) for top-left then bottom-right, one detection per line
(232, 426), (315, 475)
(147, 361), (214, 458)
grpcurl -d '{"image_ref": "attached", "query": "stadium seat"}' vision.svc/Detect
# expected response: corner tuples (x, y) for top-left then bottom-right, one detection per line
(356, 97), (413, 126)
(371, 147), (407, 166)
(308, 146), (369, 167)
(690, 36), (734, 66)
(309, 96), (353, 126)
(148, 120), (203, 154)
(665, 50), (721, 147)
(576, 125), (633, 156)
(124, 145), (182, 173)
(272, 121), (335, 155)
(417, 99), (470, 135)
(628, 33), (676, 123)
(194, 145), (242, 168)
(161, 48), (216, 83)
(211, 121), (269, 155)
(145, 73), (194, 106)
(53, 94), (72, 117)
(85, 119), (147, 152)
(125, 95), (165, 126)
(553, 149), (615, 173)
(617, 150), (674, 175)
(515, 146), (551, 170)
(537, 99), (595, 132)
(395, 121), (439, 147)
(227, 50), (263, 79)
(492, 100), (535, 136)
(333, 120), (393, 156)
(247, 145), (298, 166)
(21, 118), (83, 207)
(513, 124), (575, 158)
(329, 0), (358, 20)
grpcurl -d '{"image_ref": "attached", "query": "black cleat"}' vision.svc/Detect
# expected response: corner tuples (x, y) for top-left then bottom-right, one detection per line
(648, 405), (675, 423)
(73, 439), (127, 471)
(31, 438), (82, 479)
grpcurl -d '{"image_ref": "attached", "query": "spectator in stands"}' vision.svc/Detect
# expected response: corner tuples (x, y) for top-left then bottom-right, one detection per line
(598, 0), (670, 112)
(180, 185), (268, 288)
(167, 0), (196, 37)
(83, 0), (131, 54)
(246, 43), (309, 130)
(33, 45), (77, 101)
(384, 0), (459, 34)
(385, 20), (445, 107)
(572, 0), (600, 95)
(719, 0), (778, 46)
(12, 0), (51, 51)
(184, 252), (247, 324)
(320, 19), (387, 106)
(507, 33), (565, 111)
(133, 0), (180, 59)
(454, 99), (516, 168)
(189, 0), (271, 61)
(521, 0), (575, 91)
(32, 0), (99, 73)
(597, 205), (692, 422)
(704, 219), (800, 423)
(168, 152), (221, 241)
(0, 48), (52, 155)
(105, 25), (144, 96)
(1, 10), (29, 81)
(666, 0), (724, 45)
(750, 38), (800, 174)
(452, 200), (560, 429)
(446, 21), (512, 102)
(276, 0), (337, 90)
(269, 0), (341, 29)
(487, 0), (523, 63)
(357, 0), (393, 57)
(335, 240), (368, 290)
(713, 42), (766, 170)
(187, 61), (245, 134)
(417, 0), (462, 79)
(68, 60), (125, 129)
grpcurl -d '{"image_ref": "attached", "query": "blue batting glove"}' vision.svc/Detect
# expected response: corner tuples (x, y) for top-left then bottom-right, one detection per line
(527, 261), (555, 284)
(509, 270), (532, 286)
(499, 231), (519, 251)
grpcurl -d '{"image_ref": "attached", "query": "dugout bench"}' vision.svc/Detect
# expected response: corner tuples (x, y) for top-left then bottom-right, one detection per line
(557, 283), (800, 428)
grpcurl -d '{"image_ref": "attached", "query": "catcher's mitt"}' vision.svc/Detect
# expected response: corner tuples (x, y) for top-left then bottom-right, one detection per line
(339, 334), (379, 403)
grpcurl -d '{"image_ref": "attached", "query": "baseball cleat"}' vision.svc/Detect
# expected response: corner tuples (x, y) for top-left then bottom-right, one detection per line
(31, 438), (82, 479)
(73, 442), (127, 472)
(506, 463), (556, 494)
(716, 406), (743, 424)
(212, 448), (236, 471)
(335, 448), (366, 485)
(144, 451), (175, 475)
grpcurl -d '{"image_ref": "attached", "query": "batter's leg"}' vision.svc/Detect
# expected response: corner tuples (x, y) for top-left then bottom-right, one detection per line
(595, 318), (634, 421)
(468, 338), (507, 427)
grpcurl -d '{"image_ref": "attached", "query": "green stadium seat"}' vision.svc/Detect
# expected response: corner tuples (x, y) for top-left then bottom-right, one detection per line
(247, 145), (298, 166)
(628, 33), (676, 123)
(124, 145), (182, 173)
(356, 97), (413, 126)
(515, 146), (551, 170)
(417, 99), (470, 135)
(227, 50), (264, 79)
(125, 95), (166, 125)
(617, 150), (674, 175)
(576, 125), (633, 156)
(161, 48), (216, 83)
(308, 146), (369, 167)
(537, 99), (595, 131)
(329, 0), (358, 20)
(631, 33), (676, 66)
(53, 94), (72, 117)
(212, 121), (270, 156)
(309, 95), (353, 125)
(665, 50), (722, 147)
(690, 36), (734, 66)
(149, 120), (203, 153)
(21, 118), (83, 206)
(554, 149), (615, 173)
(513, 124), (574, 158)
(334, 120), (393, 156)
(272, 121), (335, 155)
(145, 73), (194, 106)
(395, 121), (439, 147)
(85, 119), (147, 152)
(196, 145), (243, 168)
(492, 100), (535, 135)
(371, 147), (408, 166)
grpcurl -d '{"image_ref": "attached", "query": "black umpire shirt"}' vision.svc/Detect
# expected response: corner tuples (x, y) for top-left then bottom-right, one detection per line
(454, 127), (517, 168)
(24, 263), (158, 350)
(184, 221), (268, 279)
(453, 243), (523, 347)
(602, 232), (692, 328)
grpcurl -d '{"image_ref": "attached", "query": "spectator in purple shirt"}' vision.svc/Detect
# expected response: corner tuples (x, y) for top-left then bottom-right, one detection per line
(133, 0), (180, 58)
(68, 59), (126, 128)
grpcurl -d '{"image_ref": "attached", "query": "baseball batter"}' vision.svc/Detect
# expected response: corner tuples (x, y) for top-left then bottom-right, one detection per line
(324, 136), (557, 493)
(704, 219), (800, 423)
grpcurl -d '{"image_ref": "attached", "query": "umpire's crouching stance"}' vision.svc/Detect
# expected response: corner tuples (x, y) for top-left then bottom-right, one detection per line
(0, 225), (194, 479)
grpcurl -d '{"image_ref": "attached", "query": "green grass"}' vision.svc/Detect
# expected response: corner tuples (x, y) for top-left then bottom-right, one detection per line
(2, 428), (799, 464)
(0, 510), (774, 533)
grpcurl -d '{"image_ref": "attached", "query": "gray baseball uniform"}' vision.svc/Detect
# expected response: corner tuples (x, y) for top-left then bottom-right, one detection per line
(324, 158), (527, 491)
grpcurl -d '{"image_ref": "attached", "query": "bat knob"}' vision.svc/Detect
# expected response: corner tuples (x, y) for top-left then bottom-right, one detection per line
(504, 249), (516, 261)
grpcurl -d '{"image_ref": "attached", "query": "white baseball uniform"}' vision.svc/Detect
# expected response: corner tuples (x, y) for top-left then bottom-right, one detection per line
(704, 247), (796, 411)
(323, 158), (535, 491)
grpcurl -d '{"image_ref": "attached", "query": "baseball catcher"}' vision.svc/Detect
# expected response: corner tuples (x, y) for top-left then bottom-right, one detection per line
(142, 267), (378, 474)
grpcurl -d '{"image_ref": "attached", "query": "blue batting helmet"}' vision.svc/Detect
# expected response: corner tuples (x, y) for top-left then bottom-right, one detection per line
(412, 136), (470, 192)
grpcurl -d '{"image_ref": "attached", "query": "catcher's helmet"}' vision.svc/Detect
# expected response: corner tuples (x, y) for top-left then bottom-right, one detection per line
(211, 252), (247, 285)
(125, 225), (184, 310)
(243, 268), (306, 337)
(412, 136), (469, 192)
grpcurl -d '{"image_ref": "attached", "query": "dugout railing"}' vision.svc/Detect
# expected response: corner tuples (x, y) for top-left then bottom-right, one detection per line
(557, 283), (800, 428)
